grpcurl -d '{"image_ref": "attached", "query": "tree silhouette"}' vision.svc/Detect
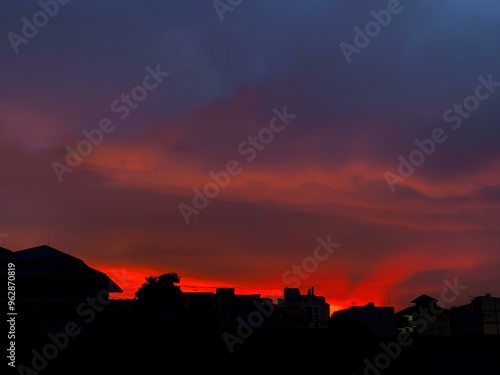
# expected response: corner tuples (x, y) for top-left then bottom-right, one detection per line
(134, 272), (184, 311)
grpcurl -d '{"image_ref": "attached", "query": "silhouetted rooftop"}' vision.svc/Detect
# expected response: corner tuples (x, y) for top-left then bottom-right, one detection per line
(0, 247), (12, 257)
(411, 294), (439, 306)
(1, 245), (122, 292)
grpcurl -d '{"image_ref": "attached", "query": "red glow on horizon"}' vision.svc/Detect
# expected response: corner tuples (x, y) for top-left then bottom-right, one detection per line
(92, 263), (393, 314)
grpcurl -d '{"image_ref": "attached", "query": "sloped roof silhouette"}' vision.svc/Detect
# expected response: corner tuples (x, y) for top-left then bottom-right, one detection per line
(396, 294), (445, 317)
(0, 247), (12, 257)
(1, 245), (122, 292)
(411, 294), (439, 306)
(5, 245), (86, 262)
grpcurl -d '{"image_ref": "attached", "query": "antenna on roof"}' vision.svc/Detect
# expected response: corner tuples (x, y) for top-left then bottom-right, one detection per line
(47, 235), (51, 246)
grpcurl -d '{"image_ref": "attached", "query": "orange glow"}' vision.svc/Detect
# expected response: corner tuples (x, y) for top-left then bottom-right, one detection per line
(92, 262), (409, 314)
(92, 264), (271, 300)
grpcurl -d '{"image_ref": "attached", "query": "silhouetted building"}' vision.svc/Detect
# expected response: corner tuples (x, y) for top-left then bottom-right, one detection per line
(183, 292), (218, 327)
(0, 245), (123, 334)
(331, 302), (395, 336)
(0, 246), (12, 257)
(216, 288), (275, 329)
(184, 292), (217, 315)
(183, 288), (276, 329)
(450, 293), (500, 335)
(277, 286), (329, 328)
(395, 294), (450, 336)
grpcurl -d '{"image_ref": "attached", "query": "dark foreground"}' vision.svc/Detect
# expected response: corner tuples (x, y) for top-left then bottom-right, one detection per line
(9, 322), (500, 375)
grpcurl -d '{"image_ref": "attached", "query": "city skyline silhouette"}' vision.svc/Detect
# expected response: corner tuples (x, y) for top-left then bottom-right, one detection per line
(2, 1), (500, 374)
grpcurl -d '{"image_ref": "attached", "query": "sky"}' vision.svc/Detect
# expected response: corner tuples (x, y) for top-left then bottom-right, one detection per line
(1, 0), (499, 313)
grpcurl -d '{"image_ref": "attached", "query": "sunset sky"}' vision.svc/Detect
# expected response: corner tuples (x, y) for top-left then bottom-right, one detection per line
(1, 0), (499, 313)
